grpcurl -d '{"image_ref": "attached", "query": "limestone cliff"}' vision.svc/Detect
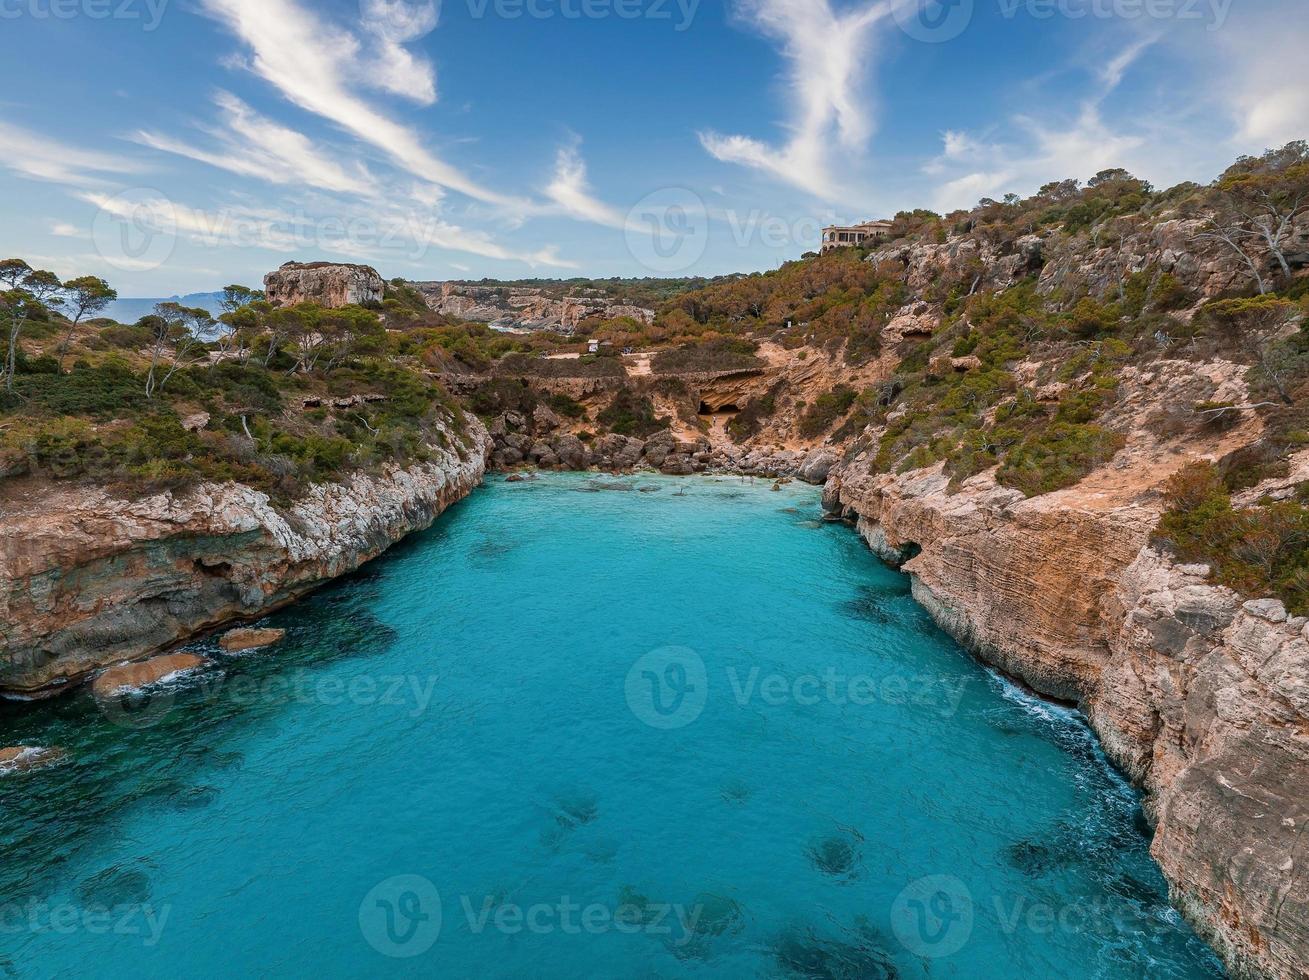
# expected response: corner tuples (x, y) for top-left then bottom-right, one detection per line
(264, 261), (386, 309)
(826, 459), (1309, 980)
(412, 281), (654, 332)
(0, 417), (489, 698)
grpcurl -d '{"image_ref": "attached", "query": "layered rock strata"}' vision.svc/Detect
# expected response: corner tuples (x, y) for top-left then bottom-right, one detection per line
(826, 462), (1309, 980)
(0, 420), (489, 698)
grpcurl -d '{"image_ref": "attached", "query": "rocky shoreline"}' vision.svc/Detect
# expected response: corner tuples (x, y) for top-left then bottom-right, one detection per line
(1, 439), (1304, 977)
(0, 417), (490, 699)
(825, 460), (1308, 980)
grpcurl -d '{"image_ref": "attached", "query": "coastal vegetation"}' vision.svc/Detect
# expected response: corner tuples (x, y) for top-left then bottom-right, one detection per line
(2, 143), (1308, 611)
(0, 269), (467, 500)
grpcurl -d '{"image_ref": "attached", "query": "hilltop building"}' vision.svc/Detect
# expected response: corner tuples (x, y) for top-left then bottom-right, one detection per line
(820, 220), (893, 253)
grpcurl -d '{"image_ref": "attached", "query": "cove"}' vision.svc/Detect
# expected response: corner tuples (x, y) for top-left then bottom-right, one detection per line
(0, 473), (1223, 978)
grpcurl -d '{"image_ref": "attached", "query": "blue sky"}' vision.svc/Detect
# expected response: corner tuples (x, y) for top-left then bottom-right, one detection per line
(0, 0), (1304, 295)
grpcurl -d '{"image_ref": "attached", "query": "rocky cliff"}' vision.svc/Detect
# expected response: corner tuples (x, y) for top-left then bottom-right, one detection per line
(413, 281), (654, 331)
(0, 417), (489, 698)
(826, 437), (1308, 980)
(264, 261), (386, 309)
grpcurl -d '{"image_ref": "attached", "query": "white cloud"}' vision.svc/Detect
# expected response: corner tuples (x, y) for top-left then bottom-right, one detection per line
(134, 92), (377, 196)
(924, 33), (1169, 211)
(51, 222), (83, 238)
(200, 0), (520, 207)
(545, 144), (626, 228)
(360, 0), (441, 104)
(1214, 12), (1309, 149)
(699, 0), (909, 199)
(0, 120), (142, 187)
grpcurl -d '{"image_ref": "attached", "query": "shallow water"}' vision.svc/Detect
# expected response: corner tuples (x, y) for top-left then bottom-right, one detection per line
(0, 473), (1223, 978)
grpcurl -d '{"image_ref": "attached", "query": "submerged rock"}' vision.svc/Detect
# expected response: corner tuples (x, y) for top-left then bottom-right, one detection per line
(806, 835), (861, 877)
(91, 654), (206, 698)
(773, 924), (898, 979)
(75, 866), (152, 910)
(218, 628), (286, 653)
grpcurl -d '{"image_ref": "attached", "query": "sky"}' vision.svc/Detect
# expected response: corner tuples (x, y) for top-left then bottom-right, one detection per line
(0, 0), (1305, 296)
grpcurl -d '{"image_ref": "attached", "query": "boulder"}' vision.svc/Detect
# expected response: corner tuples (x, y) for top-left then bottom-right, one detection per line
(799, 450), (839, 485)
(0, 746), (66, 775)
(532, 404), (561, 433)
(590, 434), (645, 470)
(550, 434), (587, 469)
(219, 627), (287, 653)
(661, 454), (695, 476)
(92, 653), (207, 698)
(263, 261), (385, 308)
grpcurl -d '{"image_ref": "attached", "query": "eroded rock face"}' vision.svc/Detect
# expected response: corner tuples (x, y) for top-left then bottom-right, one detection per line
(0, 418), (489, 697)
(412, 282), (654, 331)
(828, 460), (1309, 980)
(264, 261), (385, 308)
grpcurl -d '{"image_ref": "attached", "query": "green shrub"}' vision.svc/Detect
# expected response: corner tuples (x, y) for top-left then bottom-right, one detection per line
(1155, 461), (1309, 615)
(15, 360), (145, 418)
(799, 386), (858, 438)
(547, 393), (587, 419)
(651, 338), (762, 374)
(996, 423), (1125, 496)
(597, 389), (666, 437)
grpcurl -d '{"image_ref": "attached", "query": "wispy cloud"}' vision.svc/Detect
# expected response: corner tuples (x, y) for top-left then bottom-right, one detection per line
(699, 0), (905, 199)
(545, 143), (626, 228)
(134, 92), (377, 196)
(0, 120), (142, 187)
(1212, 9), (1309, 149)
(360, 0), (441, 104)
(923, 34), (1159, 211)
(199, 0), (521, 207)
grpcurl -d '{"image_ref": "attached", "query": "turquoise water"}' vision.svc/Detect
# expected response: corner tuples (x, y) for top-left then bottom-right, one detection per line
(0, 474), (1222, 978)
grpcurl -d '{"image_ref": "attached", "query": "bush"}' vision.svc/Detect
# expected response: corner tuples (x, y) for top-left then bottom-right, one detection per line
(1154, 461), (1309, 615)
(15, 360), (145, 418)
(496, 352), (625, 379)
(597, 389), (666, 437)
(651, 338), (762, 374)
(996, 423), (1125, 496)
(799, 386), (858, 438)
(729, 383), (783, 442)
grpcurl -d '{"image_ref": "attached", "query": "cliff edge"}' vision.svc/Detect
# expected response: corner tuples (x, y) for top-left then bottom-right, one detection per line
(0, 417), (490, 698)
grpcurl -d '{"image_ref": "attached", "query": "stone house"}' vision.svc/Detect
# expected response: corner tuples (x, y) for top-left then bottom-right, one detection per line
(820, 220), (893, 254)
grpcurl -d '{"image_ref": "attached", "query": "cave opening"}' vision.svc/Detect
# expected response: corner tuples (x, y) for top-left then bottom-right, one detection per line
(699, 402), (741, 415)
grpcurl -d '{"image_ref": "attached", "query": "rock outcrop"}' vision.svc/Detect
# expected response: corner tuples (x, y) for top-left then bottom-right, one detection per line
(0, 746), (66, 775)
(264, 261), (385, 309)
(413, 282), (654, 332)
(219, 627), (286, 653)
(487, 408), (834, 483)
(826, 461), (1309, 980)
(91, 653), (207, 698)
(0, 418), (489, 698)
